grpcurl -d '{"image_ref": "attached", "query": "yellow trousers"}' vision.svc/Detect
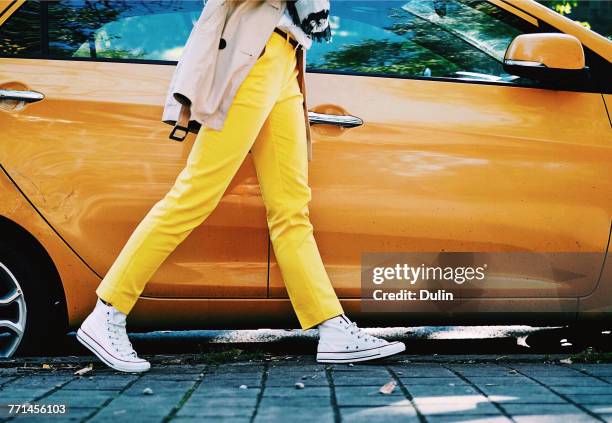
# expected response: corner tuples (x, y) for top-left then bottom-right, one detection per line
(96, 30), (344, 329)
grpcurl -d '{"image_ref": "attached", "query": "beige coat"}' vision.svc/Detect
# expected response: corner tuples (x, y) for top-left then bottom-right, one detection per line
(161, 0), (312, 161)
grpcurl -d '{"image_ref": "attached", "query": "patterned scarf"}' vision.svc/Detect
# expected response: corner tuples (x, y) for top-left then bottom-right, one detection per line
(286, 0), (332, 43)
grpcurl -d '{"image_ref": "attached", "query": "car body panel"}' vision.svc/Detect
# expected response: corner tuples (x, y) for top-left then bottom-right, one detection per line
(0, 0), (611, 328)
(604, 94), (612, 127)
(578, 224), (612, 318)
(0, 167), (101, 326)
(0, 58), (269, 299)
(269, 74), (612, 299)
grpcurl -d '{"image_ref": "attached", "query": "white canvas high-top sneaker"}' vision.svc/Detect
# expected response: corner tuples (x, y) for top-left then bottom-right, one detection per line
(77, 299), (150, 373)
(317, 315), (405, 363)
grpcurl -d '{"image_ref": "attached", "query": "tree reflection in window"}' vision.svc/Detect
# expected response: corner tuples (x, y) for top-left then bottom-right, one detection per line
(309, 0), (540, 85)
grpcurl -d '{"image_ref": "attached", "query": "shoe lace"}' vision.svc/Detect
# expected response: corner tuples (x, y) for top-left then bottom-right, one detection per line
(106, 316), (138, 358)
(345, 321), (385, 344)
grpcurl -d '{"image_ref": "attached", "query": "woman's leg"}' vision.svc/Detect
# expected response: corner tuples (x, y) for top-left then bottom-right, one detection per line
(96, 40), (288, 315)
(250, 37), (344, 330)
(251, 34), (406, 364)
(78, 31), (296, 373)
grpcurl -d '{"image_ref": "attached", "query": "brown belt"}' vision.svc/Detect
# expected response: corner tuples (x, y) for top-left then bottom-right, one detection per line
(274, 27), (300, 49)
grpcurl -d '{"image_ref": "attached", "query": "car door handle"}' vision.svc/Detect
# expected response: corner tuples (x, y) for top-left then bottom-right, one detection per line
(0, 89), (45, 103)
(308, 111), (363, 128)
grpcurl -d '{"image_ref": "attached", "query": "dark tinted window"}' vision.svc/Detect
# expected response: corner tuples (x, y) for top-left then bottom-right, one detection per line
(308, 0), (541, 85)
(0, 0), (203, 61)
(0, 1), (41, 57)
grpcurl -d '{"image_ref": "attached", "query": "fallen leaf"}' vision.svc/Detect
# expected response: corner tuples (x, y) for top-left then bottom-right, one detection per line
(74, 366), (93, 376)
(379, 380), (397, 395)
(42, 364), (51, 369)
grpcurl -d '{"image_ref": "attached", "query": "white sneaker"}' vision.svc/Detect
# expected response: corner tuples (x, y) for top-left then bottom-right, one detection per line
(316, 315), (405, 363)
(77, 299), (150, 373)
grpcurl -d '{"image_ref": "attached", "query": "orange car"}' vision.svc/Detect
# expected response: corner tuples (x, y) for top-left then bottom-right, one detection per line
(0, 0), (611, 358)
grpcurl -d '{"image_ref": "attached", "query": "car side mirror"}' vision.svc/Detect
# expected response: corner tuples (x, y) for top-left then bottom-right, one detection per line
(503, 33), (589, 83)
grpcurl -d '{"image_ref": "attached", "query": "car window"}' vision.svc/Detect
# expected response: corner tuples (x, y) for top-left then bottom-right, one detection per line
(308, 0), (541, 86)
(0, 0), (203, 61)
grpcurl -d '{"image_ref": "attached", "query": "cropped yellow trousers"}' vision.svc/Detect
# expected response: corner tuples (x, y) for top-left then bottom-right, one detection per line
(96, 29), (344, 329)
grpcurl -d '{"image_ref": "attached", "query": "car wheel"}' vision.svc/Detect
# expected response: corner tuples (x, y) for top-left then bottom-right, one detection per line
(0, 240), (67, 358)
(0, 261), (27, 357)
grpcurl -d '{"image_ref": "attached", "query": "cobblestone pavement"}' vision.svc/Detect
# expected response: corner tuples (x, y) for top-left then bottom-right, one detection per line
(1, 354), (612, 422)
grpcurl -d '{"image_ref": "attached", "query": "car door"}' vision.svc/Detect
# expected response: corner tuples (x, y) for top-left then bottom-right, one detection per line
(0, 0), (268, 298)
(269, 0), (612, 306)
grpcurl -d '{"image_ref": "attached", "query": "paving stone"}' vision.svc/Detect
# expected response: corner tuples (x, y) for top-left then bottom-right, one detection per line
(63, 375), (138, 390)
(513, 365), (583, 375)
(466, 376), (538, 386)
(568, 394), (612, 404)
(265, 371), (328, 387)
(552, 386), (612, 395)
(1, 357), (611, 422)
(147, 365), (204, 374)
(201, 377), (262, 388)
(332, 374), (394, 387)
(332, 364), (393, 373)
(571, 364), (612, 376)
(583, 404), (612, 415)
(335, 385), (402, 398)
(267, 364), (324, 371)
(336, 394), (410, 407)
(513, 414), (600, 422)
(407, 384), (480, 396)
(530, 376), (610, 387)
(190, 387), (261, 398)
(123, 379), (194, 395)
(259, 396), (331, 408)
(254, 406), (335, 423)
(4, 375), (74, 390)
(400, 377), (469, 386)
(0, 388), (55, 400)
(413, 396), (499, 415)
(177, 402), (255, 417)
(501, 403), (585, 415)
(42, 389), (116, 408)
(171, 418), (250, 423)
(340, 405), (419, 422)
(390, 365), (456, 378)
(488, 393), (566, 404)
(426, 414), (511, 422)
(263, 386), (330, 397)
(449, 365), (513, 376)
(480, 385), (553, 395)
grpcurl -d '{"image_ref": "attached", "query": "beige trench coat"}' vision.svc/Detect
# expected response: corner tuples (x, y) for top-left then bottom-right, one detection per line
(161, 0), (312, 161)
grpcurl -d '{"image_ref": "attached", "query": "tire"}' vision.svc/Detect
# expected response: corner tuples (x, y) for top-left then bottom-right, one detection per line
(0, 238), (67, 357)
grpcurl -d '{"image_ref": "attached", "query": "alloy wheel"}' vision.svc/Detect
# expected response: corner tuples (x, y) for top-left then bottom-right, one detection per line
(0, 261), (27, 358)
